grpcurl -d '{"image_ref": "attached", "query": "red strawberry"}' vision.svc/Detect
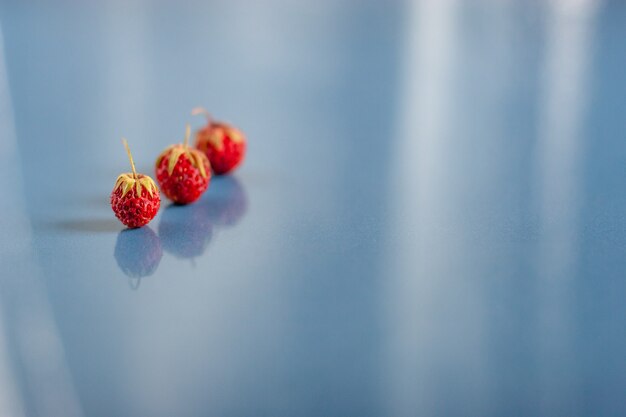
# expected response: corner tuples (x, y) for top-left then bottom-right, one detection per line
(192, 107), (246, 175)
(111, 139), (161, 228)
(155, 124), (211, 204)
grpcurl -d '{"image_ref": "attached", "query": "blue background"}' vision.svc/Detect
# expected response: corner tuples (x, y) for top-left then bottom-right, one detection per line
(0, 0), (625, 416)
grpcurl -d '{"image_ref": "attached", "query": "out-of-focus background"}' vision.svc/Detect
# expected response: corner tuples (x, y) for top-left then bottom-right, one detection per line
(0, 0), (625, 416)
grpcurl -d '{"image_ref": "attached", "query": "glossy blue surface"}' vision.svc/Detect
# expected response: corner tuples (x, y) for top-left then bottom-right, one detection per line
(0, 1), (625, 416)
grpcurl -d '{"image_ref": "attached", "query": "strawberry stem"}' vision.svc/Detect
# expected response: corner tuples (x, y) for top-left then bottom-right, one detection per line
(122, 138), (138, 179)
(191, 107), (212, 125)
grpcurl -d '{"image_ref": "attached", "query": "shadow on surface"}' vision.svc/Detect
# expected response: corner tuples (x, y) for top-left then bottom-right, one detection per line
(53, 218), (122, 233)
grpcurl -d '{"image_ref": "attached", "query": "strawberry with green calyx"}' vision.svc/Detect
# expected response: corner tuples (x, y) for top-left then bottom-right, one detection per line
(111, 139), (161, 228)
(192, 107), (246, 175)
(155, 124), (211, 204)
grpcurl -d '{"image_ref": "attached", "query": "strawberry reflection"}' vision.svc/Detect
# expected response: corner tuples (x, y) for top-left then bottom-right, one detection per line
(114, 226), (163, 288)
(157, 177), (248, 260)
(205, 176), (248, 227)
(158, 201), (214, 259)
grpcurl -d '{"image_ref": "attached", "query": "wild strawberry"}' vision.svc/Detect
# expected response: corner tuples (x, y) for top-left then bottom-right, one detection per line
(192, 107), (246, 175)
(111, 139), (160, 228)
(155, 124), (211, 204)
